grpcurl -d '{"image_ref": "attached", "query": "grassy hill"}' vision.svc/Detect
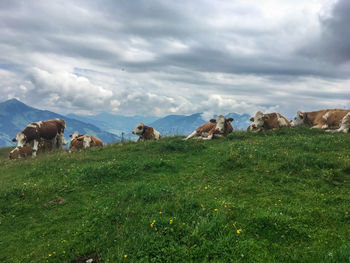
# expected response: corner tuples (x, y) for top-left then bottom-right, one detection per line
(1, 128), (350, 262)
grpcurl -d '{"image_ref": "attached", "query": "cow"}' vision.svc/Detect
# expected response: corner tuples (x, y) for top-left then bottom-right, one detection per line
(132, 122), (161, 142)
(69, 134), (103, 152)
(326, 112), (350, 133)
(9, 139), (54, 159)
(291, 109), (350, 129)
(248, 111), (290, 132)
(185, 115), (234, 140)
(12, 118), (66, 156)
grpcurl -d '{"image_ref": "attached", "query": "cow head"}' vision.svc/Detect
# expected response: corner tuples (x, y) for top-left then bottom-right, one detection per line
(132, 122), (145, 136)
(291, 111), (305, 127)
(214, 115), (234, 134)
(9, 147), (21, 159)
(12, 132), (27, 147)
(69, 131), (83, 141)
(249, 111), (266, 131)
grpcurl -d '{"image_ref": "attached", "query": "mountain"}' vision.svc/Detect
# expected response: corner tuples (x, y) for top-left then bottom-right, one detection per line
(150, 113), (205, 135)
(66, 113), (158, 137)
(0, 99), (120, 147)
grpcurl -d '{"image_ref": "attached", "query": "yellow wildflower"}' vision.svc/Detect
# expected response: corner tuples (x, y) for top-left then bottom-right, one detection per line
(124, 254), (128, 258)
(237, 229), (242, 234)
(169, 219), (173, 224)
(214, 208), (218, 212)
(159, 211), (163, 214)
(204, 186), (208, 190)
(48, 254), (52, 257)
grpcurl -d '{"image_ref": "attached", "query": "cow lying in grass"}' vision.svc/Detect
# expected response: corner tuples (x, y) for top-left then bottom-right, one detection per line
(69, 133), (103, 152)
(291, 109), (350, 130)
(248, 111), (290, 132)
(9, 139), (54, 159)
(132, 122), (161, 142)
(184, 115), (233, 140)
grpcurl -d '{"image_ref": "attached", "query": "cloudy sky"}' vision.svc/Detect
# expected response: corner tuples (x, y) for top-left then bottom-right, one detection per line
(1, 0), (349, 118)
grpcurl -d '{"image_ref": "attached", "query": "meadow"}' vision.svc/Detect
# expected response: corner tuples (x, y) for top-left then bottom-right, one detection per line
(1, 128), (350, 263)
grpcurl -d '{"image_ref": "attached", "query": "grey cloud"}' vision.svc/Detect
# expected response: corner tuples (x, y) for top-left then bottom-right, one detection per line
(301, 0), (350, 64)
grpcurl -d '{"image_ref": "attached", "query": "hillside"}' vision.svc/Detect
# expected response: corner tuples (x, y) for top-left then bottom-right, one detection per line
(0, 99), (120, 146)
(1, 128), (350, 262)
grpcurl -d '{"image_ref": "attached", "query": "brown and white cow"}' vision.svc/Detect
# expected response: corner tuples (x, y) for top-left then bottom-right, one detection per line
(132, 122), (161, 142)
(248, 111), (290, 132)
(185, 115), (234, 140)
(291, 109), (350, 129)
(69, 134), (103, 152)
(9, 139), (54, 159)
(12, 118), (66, 156)
(326, 112), (350, 133)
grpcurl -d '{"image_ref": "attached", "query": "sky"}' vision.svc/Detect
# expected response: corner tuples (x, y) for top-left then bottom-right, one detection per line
(1, 0), (350, 119)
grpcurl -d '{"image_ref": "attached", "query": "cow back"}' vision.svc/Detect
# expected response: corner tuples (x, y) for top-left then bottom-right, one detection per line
(196, 122), (216, 134)
(143, 126), (156, 140)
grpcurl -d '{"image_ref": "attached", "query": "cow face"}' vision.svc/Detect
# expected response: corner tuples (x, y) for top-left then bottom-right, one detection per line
(214, 115), (234, 133)
(132, 122), (145, 135)
(12, 132), (27, 147)
(291, 111), (304, 127)
(250, 111), (265, 130)
(9, 147), (21, 159)
(69, 131), (81, 141)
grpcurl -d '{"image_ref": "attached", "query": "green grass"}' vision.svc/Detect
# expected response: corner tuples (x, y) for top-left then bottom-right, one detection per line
(1, 128), (350, 262)
(0, 146), (13, 159)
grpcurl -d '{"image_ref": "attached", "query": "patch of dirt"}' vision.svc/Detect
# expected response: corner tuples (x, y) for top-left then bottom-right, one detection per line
(44, 196), (66, 208)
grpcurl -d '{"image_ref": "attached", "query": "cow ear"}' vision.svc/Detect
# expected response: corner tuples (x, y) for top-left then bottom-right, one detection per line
(12, 138), (17, 142)
(249, 117), (254, 122)
(227, 118), (234, 122)
(263, 116), (269, 120)
(209, 119), (216, 123)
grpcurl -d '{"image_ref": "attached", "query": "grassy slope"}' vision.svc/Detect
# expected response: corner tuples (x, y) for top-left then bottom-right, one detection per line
(1, 128), (350, 263)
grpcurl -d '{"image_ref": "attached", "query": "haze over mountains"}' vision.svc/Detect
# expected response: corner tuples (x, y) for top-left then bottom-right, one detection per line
(0, 99), (251, 147)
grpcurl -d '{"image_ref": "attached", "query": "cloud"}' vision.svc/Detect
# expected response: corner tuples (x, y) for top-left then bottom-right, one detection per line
(300, 0), (350, 65)
(0, 0), (349, 118)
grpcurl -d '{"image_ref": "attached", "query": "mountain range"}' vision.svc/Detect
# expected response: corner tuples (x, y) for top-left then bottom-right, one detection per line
(0, 99), (251, 147)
